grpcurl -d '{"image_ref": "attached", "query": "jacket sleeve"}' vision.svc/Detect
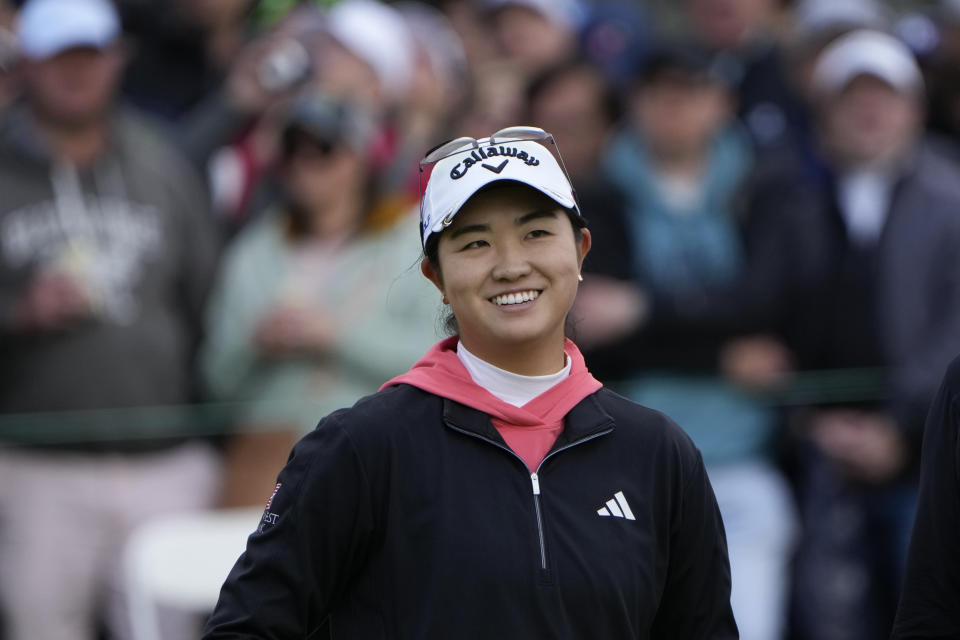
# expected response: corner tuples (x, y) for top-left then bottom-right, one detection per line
(203, 413), (379, 639)
(651, 446), (739, 639)
(891, 358), (960, 639)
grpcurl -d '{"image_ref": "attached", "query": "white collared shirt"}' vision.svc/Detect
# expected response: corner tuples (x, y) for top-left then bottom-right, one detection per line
(456, 341), (570, 407)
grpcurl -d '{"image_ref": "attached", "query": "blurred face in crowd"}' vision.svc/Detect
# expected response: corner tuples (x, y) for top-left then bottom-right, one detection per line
(684, 0), (777, 50)
(407, 44), (462, 127)
(455, 62), (525, 138)
(493, 6), (573, 73)
(444, 0), (498, 67)
(528, 67), (612, 179)
(820, 74), (922, 168)
(25, 46), (124, 129)
(281, 130), (366, 214)
(631, 71), (732, 160)
(311, 37), (385, 113)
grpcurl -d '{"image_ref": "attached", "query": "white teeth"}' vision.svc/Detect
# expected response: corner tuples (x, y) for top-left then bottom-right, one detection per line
(492, 290), (540, 306)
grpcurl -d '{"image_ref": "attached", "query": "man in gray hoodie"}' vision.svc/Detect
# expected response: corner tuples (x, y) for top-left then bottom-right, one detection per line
(0, 0), (221, 638)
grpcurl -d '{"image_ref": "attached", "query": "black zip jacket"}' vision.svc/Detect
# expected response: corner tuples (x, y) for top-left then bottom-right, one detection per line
(892, 355), (960, 639)
(203, 384), (738, 639)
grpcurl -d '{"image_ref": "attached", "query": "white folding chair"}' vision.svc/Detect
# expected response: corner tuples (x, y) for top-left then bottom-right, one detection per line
(123, 507), (263, 640)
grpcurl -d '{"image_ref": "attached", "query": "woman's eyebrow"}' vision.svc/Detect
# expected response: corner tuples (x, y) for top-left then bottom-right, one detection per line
(448, 222), (490, 239)
(515, 210), (559, 225)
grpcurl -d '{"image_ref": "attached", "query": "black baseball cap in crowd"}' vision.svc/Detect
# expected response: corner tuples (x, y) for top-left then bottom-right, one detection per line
(281, 90), (376, 157)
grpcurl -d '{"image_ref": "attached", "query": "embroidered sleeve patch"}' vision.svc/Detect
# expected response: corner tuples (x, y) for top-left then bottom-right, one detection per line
(265, 482), (282, 510)
(258, 482), (283, 533)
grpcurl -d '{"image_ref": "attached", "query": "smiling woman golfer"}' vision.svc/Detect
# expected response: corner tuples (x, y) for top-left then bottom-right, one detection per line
(203, 127), (738, 639)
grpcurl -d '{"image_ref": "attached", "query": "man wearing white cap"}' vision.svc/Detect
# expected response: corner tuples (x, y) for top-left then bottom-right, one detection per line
(789, 29), (960, 640)
(0, 0), (221, 638)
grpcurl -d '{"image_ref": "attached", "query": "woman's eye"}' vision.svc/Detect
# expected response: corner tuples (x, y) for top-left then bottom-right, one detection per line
(527, 229), (551, 239)
(462, 239), (488, 250)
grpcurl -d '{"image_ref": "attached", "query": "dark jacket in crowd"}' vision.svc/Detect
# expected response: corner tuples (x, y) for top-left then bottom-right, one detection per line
(791, 143), (960, 436)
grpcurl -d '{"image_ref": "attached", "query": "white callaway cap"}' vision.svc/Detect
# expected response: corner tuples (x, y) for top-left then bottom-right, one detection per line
(420, 131), (580, 247)
(18, 0), (120, 60)
(811, 29), (922, 97)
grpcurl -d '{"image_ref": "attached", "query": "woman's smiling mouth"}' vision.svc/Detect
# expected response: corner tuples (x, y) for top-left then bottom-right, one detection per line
(490, 290), (541, 306)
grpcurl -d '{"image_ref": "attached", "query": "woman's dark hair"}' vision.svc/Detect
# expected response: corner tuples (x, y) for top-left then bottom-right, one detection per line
(423, 192), (586, 338)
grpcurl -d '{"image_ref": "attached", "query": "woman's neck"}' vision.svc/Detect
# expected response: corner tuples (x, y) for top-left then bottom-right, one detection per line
(458, 332), (567, 377)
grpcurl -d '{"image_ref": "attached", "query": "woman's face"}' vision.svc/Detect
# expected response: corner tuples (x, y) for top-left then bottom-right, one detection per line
(422, 185), (590, 366)
(282, 132), (365, 212)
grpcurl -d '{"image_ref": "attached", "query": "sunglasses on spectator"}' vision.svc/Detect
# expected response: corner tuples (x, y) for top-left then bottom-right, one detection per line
(283, 129), (342, 161)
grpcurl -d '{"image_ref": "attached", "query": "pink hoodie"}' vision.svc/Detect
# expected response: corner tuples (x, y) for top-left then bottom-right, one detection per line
(381, 337), (602, 472)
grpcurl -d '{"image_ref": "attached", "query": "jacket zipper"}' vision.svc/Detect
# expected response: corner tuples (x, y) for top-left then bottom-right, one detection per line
(531, 472), (546, 569)
(446, 423), (613, 575)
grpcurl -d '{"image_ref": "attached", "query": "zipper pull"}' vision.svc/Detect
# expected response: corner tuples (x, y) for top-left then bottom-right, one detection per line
(530, 472), (541, 496)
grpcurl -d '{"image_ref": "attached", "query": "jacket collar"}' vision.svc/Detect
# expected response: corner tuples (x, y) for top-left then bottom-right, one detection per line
(441, 391), (615, 450)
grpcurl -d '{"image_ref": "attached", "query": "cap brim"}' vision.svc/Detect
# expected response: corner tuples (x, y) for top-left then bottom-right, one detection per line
(425, 177), (578, 244)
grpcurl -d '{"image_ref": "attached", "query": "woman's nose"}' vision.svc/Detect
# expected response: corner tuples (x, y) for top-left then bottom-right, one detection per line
(491, 243), (532, 281)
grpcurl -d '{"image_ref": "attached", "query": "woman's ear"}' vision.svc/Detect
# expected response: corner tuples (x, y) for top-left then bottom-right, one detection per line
(577, 228), (592, 273)
(421, 258), (444, 294)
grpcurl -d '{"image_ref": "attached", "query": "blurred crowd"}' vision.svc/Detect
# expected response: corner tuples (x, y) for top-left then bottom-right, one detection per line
(2, 0), (960, 638)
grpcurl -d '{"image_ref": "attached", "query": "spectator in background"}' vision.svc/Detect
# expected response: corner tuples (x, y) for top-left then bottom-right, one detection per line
(482, 0), (582, 78)
(788, 30), (960, 640)
(791, 0), (890, 51)
(200, 91), (439, 507)
(384, 2), (471, 197)
(317, 0), (414, 117)
(918, 0), (960, 159)
(442, 0), (502, 69)
(186, 0), (419, 233)
(0, 0), (221, 638)
(0, 0), (16, 111)
(119, 0), (257, 121)
(524, 57), (631, 278)
(683, 0), (808, 152)
(577, 0), (654, 90)
(451, 57), (528, 138)
(785, 0), (891, 163)
(174, 5), (327, 227)
(788, 0), (892, 98)
(572, 43), (809, 640)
